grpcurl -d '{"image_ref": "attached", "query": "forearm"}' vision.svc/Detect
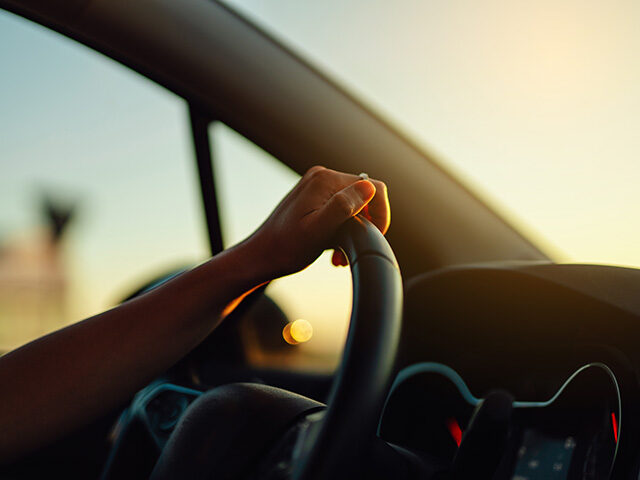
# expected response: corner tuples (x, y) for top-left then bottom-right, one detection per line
(0, 236), (271, 463)
(0, 165), (390, 464)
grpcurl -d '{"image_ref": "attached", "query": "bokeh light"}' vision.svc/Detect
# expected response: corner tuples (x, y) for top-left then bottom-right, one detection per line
(283, 319), (314, 345)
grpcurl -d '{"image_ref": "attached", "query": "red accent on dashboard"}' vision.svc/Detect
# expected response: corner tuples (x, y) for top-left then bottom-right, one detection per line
(446, 417), (463, 447)
(612, 412), (618, 443)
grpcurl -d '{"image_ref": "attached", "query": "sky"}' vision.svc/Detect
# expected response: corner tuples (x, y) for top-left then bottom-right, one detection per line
(1, 1), (640, 360)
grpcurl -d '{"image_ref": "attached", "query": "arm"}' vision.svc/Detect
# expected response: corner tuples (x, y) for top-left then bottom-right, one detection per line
(0, 166), (390, 463)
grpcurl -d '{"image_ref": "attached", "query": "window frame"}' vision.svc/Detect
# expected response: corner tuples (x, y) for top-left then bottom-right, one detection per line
(188, 106), (224, 256)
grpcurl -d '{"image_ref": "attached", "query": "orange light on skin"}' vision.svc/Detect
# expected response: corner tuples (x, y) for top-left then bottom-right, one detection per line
(221, 282), (268, 318)
(283, 319), (313, 345)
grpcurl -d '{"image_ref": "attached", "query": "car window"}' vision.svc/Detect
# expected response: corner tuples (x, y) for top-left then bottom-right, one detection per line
(210, 123), (351, 373)
(0, 12), (209, 353)
(225, 0), (640, 269)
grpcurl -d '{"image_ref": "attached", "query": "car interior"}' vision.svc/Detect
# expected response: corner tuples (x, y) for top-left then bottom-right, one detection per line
(2, 0), (640, 479)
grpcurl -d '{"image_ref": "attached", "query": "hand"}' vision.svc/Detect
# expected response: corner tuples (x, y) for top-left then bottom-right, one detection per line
(247, 166), (390, 279)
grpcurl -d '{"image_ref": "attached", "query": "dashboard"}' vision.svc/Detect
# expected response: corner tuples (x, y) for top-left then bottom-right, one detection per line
(98, 261), (640, 480)
(393, 261), (640, 479)
(380, 362), (620, 479)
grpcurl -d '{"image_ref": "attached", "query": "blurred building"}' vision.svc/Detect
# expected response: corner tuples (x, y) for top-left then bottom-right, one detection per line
(0, 197), (74, 353)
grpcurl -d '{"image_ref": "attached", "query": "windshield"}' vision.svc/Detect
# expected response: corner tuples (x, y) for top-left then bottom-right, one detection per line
(225, 0), (640, 269)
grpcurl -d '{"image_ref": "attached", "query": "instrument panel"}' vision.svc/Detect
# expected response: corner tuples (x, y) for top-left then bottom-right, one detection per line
(379, 363), (621, 479)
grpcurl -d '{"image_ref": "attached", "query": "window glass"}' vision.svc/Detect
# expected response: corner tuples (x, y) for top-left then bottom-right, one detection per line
(0, 12), (209, 352)
(225, 0), (640, 268)
(211, 123), (351, 373)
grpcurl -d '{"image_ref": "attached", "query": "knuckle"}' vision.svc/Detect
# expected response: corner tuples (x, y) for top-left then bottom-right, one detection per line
(304, 165), (326, 180)
(316, 168), (333, 181)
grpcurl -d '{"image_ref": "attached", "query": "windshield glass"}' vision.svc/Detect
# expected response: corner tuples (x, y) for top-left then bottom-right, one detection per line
(225, 0), (640, 268)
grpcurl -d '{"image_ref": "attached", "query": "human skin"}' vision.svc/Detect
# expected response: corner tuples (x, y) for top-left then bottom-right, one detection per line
(0, 166), (390, 464)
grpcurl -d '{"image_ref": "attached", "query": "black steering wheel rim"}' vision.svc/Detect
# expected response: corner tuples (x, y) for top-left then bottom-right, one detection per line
(292, 214), (403, 479)
(148, 215), (403, 480)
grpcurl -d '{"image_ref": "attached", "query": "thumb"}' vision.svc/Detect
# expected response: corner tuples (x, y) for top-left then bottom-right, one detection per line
(315, 180), (376, 233)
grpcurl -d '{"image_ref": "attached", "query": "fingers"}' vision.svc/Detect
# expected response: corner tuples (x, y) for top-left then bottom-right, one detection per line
(331, 250), (348, 266)
(364, 179), (391, 234)
(314, 180), (376, 233)
(301, 165), (391, 235)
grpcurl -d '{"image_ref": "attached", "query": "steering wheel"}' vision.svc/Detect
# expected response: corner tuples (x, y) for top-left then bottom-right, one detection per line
(150, 215), (403, 480)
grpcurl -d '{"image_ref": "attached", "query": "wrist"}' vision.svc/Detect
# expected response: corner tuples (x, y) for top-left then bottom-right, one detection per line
(229, 231), (280, 285)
